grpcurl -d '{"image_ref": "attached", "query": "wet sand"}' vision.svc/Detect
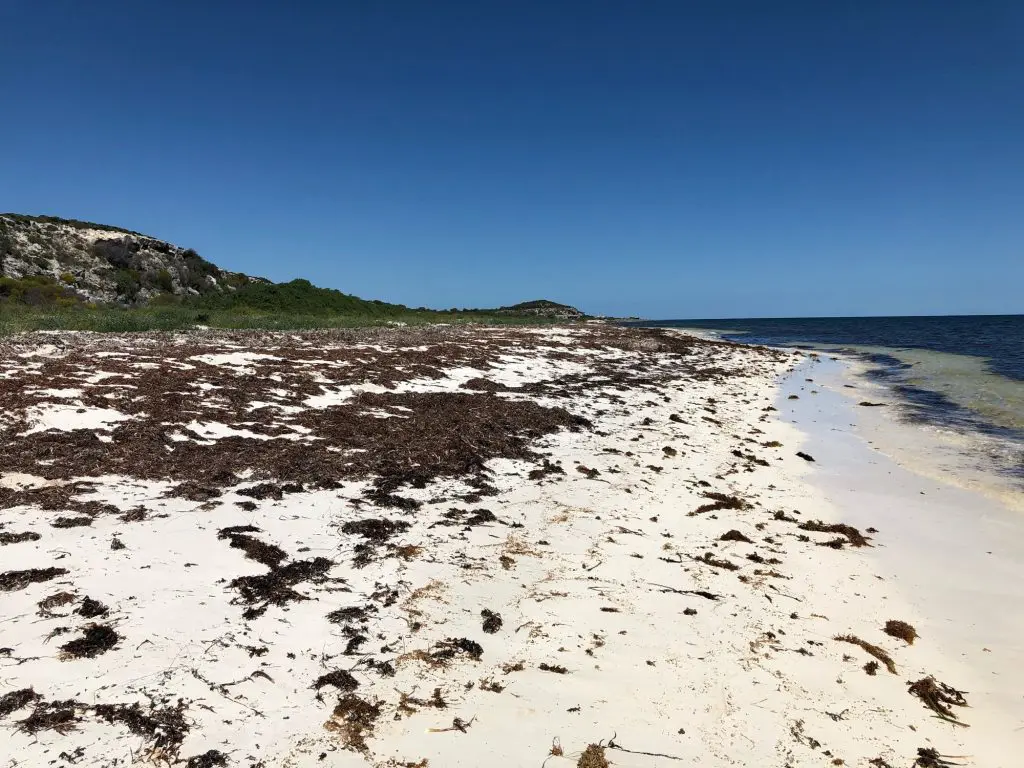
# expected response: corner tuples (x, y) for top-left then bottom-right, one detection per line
(0, 325), (1018, 766)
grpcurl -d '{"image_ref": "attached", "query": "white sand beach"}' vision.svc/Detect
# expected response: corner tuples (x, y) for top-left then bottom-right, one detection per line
(1, 326), (1020, 767)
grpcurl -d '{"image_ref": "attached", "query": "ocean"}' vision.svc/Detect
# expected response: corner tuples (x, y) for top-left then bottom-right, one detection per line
(634, 315), (1024, 488)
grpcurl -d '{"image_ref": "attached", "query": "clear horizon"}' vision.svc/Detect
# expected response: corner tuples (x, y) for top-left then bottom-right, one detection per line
(2, 2), (1021, 318)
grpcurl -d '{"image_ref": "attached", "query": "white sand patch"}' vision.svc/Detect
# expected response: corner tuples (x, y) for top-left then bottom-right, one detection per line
(83, 371), (124, 384)
(21, 402), (131, 434)
(17, 344), (61, 357)
(184, 420), (312, 442)
(27, 387), (83, 398)
(0, 472), (61, 490)
(302, 382), (393, 408)
(189, 352), (283, 369)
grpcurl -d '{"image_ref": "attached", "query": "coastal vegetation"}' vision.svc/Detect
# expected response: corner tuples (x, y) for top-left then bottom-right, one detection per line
(0, 275), (580, 334)
(0, 213), (587, 334)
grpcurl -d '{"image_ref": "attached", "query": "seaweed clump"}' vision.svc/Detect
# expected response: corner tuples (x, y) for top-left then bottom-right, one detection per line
(719, 529), (752, 543)
(0, 688), (40, 718)
(0, 531), (40, 545)
(77, 596), (110, 618)
(325, 694), (382, 753)
(884, 619), (918, 645)
(908, 676), (969, 726)
(185, 751), (228, 768)
(481, 609), (503, 634)
(313, 670), (360, 693)
(834, 635), (896, 674)
(59, 624), (121, 659)
(578, 744), (609, 768)
(0, 567), (68, 592)
(799, 521), (870, 547)
(428, 637), (483, 664)
(92, 700), (190, 757)
(691, 492), (748, 516)
(217, 526), (287, 568)
(230, 557), (334, 619)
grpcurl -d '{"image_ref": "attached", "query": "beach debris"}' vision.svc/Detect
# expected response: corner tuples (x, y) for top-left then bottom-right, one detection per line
(313, 670), (360, 693)
(795, 451), (815, 462)
(0, 530), (40, 545)
(0, 688), (40, 718)
(883, 619), (918, 645)
(859, 401), (886, 407)
(17, 698), (81, 735)
(51, 516), (93, 528)
(120, 507), (148, 522)
(799, 521), (870, 547)
(59, 624), (121, 659)
(427, 715), (475, 733)
(863, 660), (879, 676)
(37, 590), (77, 617)
(110, 536), (126, 550)
(481, 609), (503, 633)
(229, 555), (334, 619)
(576, 465), (601, 479)
(325, 694), (382, 752)
(0, 567), (68, 592)
(420, 637), (483, 666)
(217, 526), (334, 618)
(341, 518), (411, 541)
(577, 744), (609, 768)
(539, 663), (568, 674)
(913, 747), (963, 767)
(692, 551), (739, 571)
(691, 491), (749, 516)
(720, 529), (753, 543)
(167, 481), (222, 502)
(397, 687), (447, 716)
(908, 676), (969, 725)
(528, 458), (566, 480)
(77, 596), (110, 618)
(341, 517), (412, 565)
(218, 526), (287, 568)
(237, 482), (284, 500)
(834, 635), (896, 674)
(185, 750), (228, 768)
(93, 700), (190, 757)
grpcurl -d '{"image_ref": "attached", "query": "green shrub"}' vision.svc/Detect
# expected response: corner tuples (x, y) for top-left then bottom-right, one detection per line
(60, 272), (75, 285)
(114, 269), (141, 301)
(155, 268), (174, 292)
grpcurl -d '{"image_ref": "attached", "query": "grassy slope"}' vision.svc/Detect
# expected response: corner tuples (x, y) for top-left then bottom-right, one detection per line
(0, 278), (559, 334)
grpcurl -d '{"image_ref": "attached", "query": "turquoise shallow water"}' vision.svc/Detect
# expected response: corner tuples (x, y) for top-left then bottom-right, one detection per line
(632, 315), (1024, 480)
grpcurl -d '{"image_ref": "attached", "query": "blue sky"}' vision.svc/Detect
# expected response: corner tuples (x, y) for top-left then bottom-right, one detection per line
(2, 1), (1022, 318)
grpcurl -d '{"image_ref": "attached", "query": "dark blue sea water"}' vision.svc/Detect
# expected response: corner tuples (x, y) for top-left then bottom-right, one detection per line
(641, 315), (1024, 382)
(633, 315), (1024, 455)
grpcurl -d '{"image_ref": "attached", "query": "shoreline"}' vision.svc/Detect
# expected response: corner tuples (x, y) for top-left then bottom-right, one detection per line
(781, 352), (1024, 761)
(0, 325), (1020, 766)
(663, 324), (1024, 511)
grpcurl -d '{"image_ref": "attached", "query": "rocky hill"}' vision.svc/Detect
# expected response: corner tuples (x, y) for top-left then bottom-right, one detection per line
(0, 214), (255, 305)
(497, 299), (585, 319)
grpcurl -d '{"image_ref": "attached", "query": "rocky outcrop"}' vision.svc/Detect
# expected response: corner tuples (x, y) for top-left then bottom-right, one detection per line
(0, 214), (257, 305)
(496, 299), (585, 319)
